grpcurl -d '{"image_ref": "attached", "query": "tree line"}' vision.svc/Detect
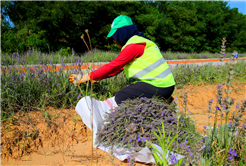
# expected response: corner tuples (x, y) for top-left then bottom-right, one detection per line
(1, 1), (246, 54)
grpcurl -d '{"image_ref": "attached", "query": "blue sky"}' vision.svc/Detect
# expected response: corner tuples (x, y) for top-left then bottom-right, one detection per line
(226, 0), (246, 14)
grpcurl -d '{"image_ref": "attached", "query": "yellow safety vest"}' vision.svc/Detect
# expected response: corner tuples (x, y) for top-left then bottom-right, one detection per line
(122, 35), (175, 88)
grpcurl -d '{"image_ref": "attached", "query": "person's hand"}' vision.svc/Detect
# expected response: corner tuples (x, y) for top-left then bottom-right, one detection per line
(69, 74), (90, 85)
(69, 73), (100, 85)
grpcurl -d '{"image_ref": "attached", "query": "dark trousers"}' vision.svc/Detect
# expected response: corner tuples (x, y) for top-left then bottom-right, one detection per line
(115, 82), (175, 105)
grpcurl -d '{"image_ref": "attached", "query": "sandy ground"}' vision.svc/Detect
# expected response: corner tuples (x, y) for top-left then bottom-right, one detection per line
(1, 81), (246, 166)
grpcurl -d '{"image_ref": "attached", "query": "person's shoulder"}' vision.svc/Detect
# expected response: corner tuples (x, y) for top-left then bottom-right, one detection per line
(126, 43), (146, 48)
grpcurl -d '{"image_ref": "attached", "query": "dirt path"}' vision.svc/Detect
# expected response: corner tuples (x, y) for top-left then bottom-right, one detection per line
(1, 81), (246, 166)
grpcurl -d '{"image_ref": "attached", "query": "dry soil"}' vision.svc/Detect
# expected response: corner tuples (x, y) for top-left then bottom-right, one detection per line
(1, 81), (246, 166)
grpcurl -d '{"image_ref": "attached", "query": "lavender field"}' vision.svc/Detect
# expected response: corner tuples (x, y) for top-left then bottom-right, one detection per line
(1, 49), (246, 66)
(1, 48), (246, 165)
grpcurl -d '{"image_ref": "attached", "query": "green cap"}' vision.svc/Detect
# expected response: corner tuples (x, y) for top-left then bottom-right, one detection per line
(107, 15), (134, 38)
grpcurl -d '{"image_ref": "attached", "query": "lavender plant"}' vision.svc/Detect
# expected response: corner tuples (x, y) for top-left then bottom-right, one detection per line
(2, 49), (245, 67)
(96, 97), (197, 154)
(1, 55), (245, 121)
(171, 60), (246, 87)
(200, 38), (246, 166)
(220, 37), (227, 62)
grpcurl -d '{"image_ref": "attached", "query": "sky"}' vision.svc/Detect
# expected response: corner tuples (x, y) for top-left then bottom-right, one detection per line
(226, 0), (246, 15)
(3, 0), (246, 28)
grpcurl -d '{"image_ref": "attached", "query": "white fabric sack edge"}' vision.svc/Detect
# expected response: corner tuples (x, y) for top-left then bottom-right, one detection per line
(75, 96), (184, 164)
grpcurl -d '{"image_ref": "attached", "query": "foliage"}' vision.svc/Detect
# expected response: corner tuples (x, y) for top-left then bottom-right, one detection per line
(147, 122), (183, 166)
(60, 47), (72, 56)
(1, 27), (47, 53)
(1, 1), (246, 53)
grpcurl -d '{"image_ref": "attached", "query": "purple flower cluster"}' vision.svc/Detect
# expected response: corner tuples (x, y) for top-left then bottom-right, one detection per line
(96, 97), (189, 152)
(1, 53), (87, 117)
(228, 148), (237, 160)
(169, 153), (178, 165)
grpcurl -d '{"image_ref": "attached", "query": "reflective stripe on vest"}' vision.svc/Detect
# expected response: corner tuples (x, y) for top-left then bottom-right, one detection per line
(121, 35), (175, 87)
(131, 58), (172, 80)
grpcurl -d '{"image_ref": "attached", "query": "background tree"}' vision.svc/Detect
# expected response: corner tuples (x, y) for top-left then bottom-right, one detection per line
(1, 1), (246, 54)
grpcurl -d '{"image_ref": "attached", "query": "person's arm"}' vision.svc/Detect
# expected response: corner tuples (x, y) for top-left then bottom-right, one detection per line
(89, 43), (146, 80)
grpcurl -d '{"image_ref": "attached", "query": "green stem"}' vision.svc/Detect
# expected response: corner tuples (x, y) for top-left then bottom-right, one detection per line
(209, 104), (218, 164)
(176, 116), (179, 154)
(224, 111), (229, 165)
(219, 112), (223, 150)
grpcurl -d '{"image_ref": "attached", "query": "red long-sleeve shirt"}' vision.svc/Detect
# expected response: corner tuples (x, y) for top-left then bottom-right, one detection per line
(89, 43), (146, 80)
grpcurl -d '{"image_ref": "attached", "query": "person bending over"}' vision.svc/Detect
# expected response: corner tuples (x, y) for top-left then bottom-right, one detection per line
(69, 15), (175, 105)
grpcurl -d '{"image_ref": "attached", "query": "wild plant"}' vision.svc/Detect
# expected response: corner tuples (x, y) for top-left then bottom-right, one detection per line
(146, 121), (183, 166)
(150, 37), (245, 166)
(200, 38), (246, 166)
(174, 98), (181, 154)
(219, 37), (227, 62)
(80, 29), (95, 166)
(182, 91), (189, 116)
(207, 99), (213, 126)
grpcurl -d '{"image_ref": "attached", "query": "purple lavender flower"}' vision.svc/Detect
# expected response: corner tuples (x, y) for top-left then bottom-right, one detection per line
(142, 137), (146, 142)
(228, 156), (233, 160)
(228, 148), (237, 160)
(61, 60), (65, 67)
(216, 106), (220, 111)
(77, 94), (81, 99)
(137, 135), (141, 142)
(127, 154), (132, 163)
(169, 154), (178, 165)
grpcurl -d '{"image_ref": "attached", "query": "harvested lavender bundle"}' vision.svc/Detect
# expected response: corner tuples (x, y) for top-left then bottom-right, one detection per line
(96, 97), (189, 152)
